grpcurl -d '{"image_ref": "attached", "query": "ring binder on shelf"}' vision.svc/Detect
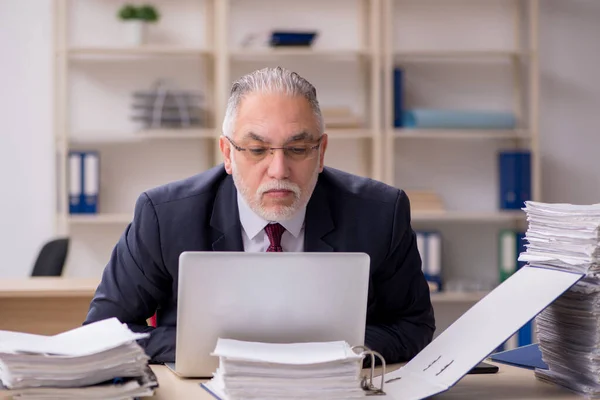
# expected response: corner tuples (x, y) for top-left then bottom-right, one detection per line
(352, 345), (387, 396)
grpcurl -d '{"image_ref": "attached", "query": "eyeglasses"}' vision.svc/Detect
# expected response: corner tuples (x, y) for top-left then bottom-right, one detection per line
(225, 135), (323, 162)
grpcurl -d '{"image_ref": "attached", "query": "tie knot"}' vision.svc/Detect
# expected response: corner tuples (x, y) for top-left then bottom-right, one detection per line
(265, 223), (285, 252)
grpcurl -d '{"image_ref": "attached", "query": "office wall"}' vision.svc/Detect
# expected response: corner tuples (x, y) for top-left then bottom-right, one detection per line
(539, 0), (600, 204)
(0, 0), (55, 278)
(0, 1), (599, 278)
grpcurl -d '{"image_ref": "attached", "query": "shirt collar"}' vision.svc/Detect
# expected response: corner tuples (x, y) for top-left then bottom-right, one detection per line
(237, 191), (306, 240)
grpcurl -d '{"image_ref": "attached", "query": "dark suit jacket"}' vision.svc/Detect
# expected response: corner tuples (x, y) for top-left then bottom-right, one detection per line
(84, 165), (435, 364)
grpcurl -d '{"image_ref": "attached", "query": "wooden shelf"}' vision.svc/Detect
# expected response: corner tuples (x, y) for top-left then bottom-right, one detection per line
(67, 214), (132, 225)
(393, 129), (530, 140)
(65, 129), (372, 144)
(52, 1), (540, 320)
(394, 50), (531, 61)
(430, 291), (489, 303)
(67, 212), (522, 225)
(412, 210), (524, 223)
(230, 48), (369, 60)
(67, 46), (212, 58)
(67, 129), (217, 145)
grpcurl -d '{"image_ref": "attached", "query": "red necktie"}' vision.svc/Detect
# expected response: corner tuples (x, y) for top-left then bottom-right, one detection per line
(265, 223), (285, 252)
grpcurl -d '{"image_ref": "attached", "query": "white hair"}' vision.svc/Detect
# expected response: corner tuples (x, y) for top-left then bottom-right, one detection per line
(222, 66), (325, 138)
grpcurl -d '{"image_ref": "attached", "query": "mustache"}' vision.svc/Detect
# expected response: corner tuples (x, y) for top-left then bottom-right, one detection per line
(258, 180), (301, 198)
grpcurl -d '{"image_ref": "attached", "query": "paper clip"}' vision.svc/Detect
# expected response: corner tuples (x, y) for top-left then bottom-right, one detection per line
(352, 345), (387, 396)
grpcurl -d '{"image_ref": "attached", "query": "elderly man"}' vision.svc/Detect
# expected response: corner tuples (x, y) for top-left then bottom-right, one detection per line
(84, 66), (435, 365)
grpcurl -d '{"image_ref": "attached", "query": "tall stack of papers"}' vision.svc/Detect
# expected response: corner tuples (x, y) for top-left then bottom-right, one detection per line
(201, 339), (367, 399)
(0, 318), (157, 399)
(520, 201), (600, 397)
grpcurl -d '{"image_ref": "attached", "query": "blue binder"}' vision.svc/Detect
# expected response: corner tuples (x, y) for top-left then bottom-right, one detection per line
(498, 151), (531, 210)
(490, 343), (548, 370)
(393, 67), (404, 128)
(519, 151), (532, 206)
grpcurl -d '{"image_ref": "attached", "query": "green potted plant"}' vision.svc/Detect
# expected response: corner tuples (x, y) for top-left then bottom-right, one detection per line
(118, 4), (160, 46)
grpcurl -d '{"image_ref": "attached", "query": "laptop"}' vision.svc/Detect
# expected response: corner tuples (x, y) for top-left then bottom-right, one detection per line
(166, 252), (371, 378)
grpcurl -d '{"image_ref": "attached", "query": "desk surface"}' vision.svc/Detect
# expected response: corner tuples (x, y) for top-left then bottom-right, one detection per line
(0, 280), (581, 399)
(0, 278), (99, 298)
(147, 362), (578, 399)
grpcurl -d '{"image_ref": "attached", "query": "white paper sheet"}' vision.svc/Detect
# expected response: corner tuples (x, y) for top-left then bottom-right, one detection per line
(0, 318), (148, 357)
(212, 339), (362, 365)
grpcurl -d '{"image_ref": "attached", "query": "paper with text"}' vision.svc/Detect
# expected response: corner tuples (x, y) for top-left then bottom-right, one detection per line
(382, 266), (583, 400)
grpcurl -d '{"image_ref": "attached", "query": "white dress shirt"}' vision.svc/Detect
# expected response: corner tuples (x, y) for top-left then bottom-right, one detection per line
(237, 191), (305, 252)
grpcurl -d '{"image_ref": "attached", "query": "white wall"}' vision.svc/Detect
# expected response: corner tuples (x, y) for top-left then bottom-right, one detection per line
(0, 0), (55, 278)
(0, 1), (599, 278)
(539, 0), (600, 204)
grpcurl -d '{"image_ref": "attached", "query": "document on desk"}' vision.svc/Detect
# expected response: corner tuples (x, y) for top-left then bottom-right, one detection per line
(380, 266), (583, 400)
(0, 318), (158, 399)
(202, 339), (365, 399)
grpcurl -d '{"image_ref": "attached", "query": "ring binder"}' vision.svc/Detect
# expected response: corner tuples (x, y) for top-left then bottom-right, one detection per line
(352, 345), (387, 396)
(200, 340), (390, 399)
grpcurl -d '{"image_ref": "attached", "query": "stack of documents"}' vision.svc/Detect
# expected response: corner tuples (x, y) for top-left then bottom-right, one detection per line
(520, 201), (600, 397)
(0, 318), (157, 399)
(202, 339), (366, 399)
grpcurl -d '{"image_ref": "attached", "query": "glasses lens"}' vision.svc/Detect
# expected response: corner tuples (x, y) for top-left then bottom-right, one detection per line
(238, 142), (320, 163)
(246, 146), (270, 161)
(285, 145), (315, 161)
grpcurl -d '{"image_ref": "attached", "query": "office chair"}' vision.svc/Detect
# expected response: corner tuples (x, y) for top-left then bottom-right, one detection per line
(31, 237), (70, 277)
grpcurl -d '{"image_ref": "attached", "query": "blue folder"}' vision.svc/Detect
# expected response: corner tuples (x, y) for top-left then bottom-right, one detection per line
(490, 343), (548, 370)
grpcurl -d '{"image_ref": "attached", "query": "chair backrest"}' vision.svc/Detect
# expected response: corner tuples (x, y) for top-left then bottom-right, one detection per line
(31, 238), (70, 277)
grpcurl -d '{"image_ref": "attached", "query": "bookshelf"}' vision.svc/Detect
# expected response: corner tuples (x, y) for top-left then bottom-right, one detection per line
(53, 0), (539, 312)
(381, 0), (539, 314)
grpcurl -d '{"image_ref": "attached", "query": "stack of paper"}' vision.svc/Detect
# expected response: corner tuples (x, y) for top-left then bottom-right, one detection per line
(520, 201), (600, 397)
(202, 339), (366, 399)
(0, 318), (157, 400)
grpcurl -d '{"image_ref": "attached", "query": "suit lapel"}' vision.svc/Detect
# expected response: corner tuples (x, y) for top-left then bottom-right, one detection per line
(210, 175), (244, 252)
(304, 181), (335, 252)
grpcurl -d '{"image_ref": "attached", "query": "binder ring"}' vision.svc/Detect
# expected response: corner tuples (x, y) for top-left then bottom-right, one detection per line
(352, 345), (386, 396)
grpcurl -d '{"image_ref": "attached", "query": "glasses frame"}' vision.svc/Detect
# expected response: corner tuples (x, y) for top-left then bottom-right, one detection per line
(224, 135), (324, 162)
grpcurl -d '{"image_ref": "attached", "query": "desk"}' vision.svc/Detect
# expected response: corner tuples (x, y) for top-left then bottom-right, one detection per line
(147, 362), (579, 399)
(0, 278), (99, 335)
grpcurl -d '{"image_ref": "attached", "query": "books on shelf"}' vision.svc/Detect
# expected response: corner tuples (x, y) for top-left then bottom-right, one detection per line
(69, 150), (99, 214)
(131, 79), (208, 129)
(392, 65), (517, 130)
(322, 107), (363, 129)
(0, 318), (157, 399)
(201, 338), (373, 400)
(402, 109), (516, 130)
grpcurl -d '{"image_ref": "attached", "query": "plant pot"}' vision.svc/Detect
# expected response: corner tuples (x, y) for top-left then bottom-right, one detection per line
(123, 21), (146, 46)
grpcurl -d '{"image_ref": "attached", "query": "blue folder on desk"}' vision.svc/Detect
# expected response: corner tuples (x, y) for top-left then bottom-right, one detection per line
(490, 343), (548, 370)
